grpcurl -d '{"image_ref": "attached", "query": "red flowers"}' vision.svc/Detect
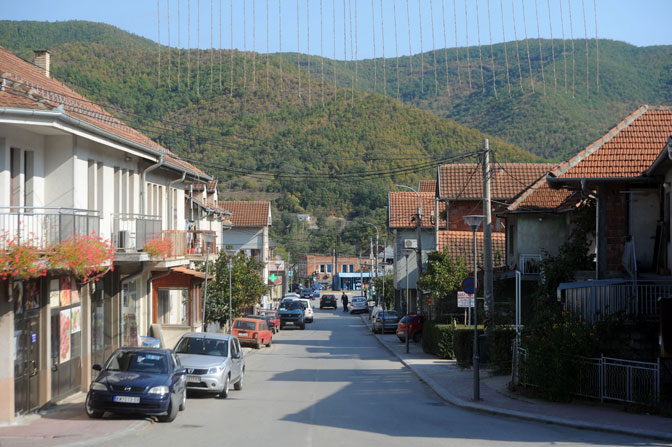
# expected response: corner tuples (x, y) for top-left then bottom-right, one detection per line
(0, 234), (45, 280)
(143, 236), (173, 260)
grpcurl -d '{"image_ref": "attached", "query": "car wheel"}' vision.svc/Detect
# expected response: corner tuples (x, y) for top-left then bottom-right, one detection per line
(178, 389), (187, 411)
(85, 394), (104, 419)
(413, 332), (422, 343)
(255, 341), (261, 349)
(219, 375), (230, 399)
(267, 338), (272, 347)
(300, 323), (306, 330)
(158, 395), (179, 423)
(234, 368), (245, 391)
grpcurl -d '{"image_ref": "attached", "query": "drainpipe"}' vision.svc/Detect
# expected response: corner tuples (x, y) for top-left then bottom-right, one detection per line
(168, 171), (186, 230)
(141, 155), (164, 215)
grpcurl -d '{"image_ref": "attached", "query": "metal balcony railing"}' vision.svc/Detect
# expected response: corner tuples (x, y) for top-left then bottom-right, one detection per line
(519, 253), (542, 275)
(111, 213), (162, 251)
(0, 206), (100, 249)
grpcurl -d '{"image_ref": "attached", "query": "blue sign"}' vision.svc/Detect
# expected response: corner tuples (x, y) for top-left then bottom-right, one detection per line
(462, 277), (476, 295)
(31, 333), (37, 344)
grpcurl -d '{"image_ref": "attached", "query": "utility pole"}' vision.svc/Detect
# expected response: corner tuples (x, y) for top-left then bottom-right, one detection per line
(416, 195), (423, 314)
(482, 138), (494, 322)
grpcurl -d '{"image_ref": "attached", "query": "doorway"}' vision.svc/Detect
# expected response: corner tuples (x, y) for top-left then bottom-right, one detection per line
(14, 313), (40, 415)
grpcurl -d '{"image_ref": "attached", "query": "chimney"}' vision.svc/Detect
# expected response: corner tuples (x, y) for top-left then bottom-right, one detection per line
(33, 50), (51, 78)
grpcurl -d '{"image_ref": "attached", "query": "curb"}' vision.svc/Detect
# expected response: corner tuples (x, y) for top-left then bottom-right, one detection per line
(359, 315), (672, 443)
(55, 419), (151, 447)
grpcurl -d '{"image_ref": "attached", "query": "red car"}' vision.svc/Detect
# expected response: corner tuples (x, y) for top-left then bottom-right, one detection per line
(396, 314), (424, 343)
(259, 310), (281, 333)
(232, 318), (273, 349)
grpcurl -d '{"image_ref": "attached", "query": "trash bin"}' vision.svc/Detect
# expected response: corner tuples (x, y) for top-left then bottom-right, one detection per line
(139, 336), (160, 348)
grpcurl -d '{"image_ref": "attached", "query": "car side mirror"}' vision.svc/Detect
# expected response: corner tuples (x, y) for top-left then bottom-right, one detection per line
(175, 368), (187, 376)
(92, 364), (102, 371)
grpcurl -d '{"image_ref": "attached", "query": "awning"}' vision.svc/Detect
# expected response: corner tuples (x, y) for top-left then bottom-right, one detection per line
(171, 266), (213, 280)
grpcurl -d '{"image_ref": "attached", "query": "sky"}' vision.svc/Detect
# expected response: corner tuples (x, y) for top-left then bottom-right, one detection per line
(2, 0), (669, 60)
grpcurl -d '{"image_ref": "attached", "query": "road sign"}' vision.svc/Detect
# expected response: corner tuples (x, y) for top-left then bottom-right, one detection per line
(457, 291), (475, 308)
(288, 271), (293, 277)
(269, 274), (277, 283)
(461, 276), (476, 294)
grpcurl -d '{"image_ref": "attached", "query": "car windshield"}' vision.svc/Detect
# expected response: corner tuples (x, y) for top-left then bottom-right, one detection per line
(280, 301), (302, 311)
(105, 351), (169, 374)
(233, 320), (257, 330)
(174, 337), (228, 357)
(352, 298), (365, 304)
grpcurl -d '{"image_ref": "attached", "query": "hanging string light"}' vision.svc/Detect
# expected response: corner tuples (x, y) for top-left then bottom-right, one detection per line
(430, 0), (439, 96)
(534, 0), (546, 95)
(332, 0), (336, 99)
(520, 0), (535, 92)
(379, 0), (386, 97)
(297, 0), (301, 99)
(320, 0), (325, 107)
(178, 0), (181, 90)
(252, 0), (257, 89)
(307, 0), (311, 107)
(157, 0), (161, 87)
(393, 0), (400, 99)
(582, 0), (590, 98)
(372, 0), (377, 91)
(348, 0), (354, 105)
(464, 0), (472, 89)
(406, 0), (413, 88)
(441, 0), (450, 94)
(196, 0), (201, 96)
(418, 0), (424, 94)
(474, 0), (485, 93)
(354, 0), (358, 95)
(593, 0), (599, 93)
(453, 0), (461, 86)
(188, 0), (191, 89)
(343, 0), (347, 101)
(279, 0), (283, 95)
(510, 0), (524, 92)
(220, 0), (223, 90)
(210, 0), (214, 94)
(499, 0), (512, 97)
(230, 0), (233, 97)
(486, 0), (497, 98)
(167, 0), (171, 89)
(568, 0), (575, 98)
(547, 0), (557, 91)
(559, 0), (568, 93)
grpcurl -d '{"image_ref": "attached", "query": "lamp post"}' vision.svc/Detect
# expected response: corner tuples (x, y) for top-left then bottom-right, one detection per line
(464, 214), (484, 401)
(224, 246), (237, 333)
(395, 185), (422, 315)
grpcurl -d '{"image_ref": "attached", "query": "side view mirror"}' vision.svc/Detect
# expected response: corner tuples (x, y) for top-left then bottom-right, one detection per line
(175, 368), (187, 376)
(92, 364), (102, 371)
(232, 352), (241, 359)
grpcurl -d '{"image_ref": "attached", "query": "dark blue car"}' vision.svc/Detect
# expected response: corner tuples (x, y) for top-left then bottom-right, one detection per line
(85, 347), (187, 422)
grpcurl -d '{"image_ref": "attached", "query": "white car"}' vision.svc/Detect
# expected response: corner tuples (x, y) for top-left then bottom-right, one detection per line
(298, 298), (314, 323)
(349, 296), (368, 314)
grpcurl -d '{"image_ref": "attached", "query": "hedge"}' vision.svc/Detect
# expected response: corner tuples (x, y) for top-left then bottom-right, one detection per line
(421, 321), (455, 359)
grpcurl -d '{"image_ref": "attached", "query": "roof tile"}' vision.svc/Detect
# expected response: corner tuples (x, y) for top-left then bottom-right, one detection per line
(219, 201), (271, 227)
(437, 231), (506, 268)
(388, 192), (445, 229)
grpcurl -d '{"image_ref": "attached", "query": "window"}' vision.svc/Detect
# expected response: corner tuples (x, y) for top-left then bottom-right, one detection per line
(349, 264), (354, 273)
(10, 147), (21, 207)
(319, 264), (325, 273)
(158, 289), (188, 325)
(341, 264), (347, 273)
(24, 151), (34, 207)
(327, 265), (332, 273)
(88, 160), (96, 210)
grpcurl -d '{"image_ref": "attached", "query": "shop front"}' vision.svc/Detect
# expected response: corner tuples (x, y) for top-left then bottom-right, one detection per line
(12, 279), (42, 415)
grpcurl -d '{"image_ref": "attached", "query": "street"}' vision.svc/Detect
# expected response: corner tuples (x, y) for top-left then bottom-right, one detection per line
(94, 302), (653, 447)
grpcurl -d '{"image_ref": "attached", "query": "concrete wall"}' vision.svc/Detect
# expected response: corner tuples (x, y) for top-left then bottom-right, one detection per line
(629, 188), (659, 271)
(507, 213), (569, 270)
(393, 229), (435, 290)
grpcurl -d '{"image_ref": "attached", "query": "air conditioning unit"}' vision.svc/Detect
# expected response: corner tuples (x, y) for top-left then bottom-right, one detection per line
(403, 239), (418, 249)
(118, 230), (130, 250)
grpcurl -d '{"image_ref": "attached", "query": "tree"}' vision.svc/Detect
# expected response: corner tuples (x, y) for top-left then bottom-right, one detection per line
(417, 250), (468, 317)
(373, 274), (394, 309)
(203, 251), (269, 326)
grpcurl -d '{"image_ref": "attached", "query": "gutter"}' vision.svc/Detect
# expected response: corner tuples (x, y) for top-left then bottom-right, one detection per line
(141, 155), (164, 215)
(547, 174), (660, 188)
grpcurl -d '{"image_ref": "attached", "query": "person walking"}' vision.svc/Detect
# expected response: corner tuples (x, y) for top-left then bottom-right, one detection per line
(341, 292), (349, 313)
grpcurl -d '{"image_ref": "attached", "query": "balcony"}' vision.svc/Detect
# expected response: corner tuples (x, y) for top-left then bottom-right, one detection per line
(519, 254), (543, 275)
(0, 206), (100, 249)
(164, 230), (217, 257)
(111, 213), (162, 251)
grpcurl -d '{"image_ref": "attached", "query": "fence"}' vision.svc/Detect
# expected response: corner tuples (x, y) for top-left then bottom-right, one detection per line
(558, 279), (671, 324)
(519, 254), (542, 275)
(516, 347), (660, 406)
(164, 230), (217, 257)
(111, 213), (161, 251)
(0, 206), (100, 249)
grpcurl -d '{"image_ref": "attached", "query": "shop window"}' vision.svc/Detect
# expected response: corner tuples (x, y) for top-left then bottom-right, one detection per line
(158, 289), (188, 325)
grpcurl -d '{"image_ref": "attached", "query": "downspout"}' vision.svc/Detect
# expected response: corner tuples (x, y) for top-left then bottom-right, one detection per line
(146, 269), (173, 345)
(168, 171), (186, 230)
(141, 154), (164, 215)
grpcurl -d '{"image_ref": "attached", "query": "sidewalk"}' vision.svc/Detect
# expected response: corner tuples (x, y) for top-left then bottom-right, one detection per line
(360, 315), (672, 442)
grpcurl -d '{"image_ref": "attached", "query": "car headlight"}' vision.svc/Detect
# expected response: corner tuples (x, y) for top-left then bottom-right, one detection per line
(208, 366), (224, 374)
(147, 386), (170, 395)
(90, 382), (107, 391)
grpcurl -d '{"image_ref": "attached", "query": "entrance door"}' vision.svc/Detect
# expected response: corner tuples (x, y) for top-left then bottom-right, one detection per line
(14, 314), (40, 415)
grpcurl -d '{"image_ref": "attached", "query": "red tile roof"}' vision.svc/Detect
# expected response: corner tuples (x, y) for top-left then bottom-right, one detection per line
(388, 192), (446, 229)
(552, 106), (672, 180)
(0, 46), (206, 177)
(219, 201), (271, 227)
(507, 170), (581, 212)
(437, 231), (506, 268)
(438, 163), (555, 200)
(418, 180), (437, 193)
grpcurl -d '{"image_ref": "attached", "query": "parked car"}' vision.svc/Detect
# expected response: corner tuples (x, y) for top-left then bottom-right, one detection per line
(299, 298), (314, 323)
(396, 314), (425, 343)
(85, 347), (187, 423)
(173, 333), (244, 399)
(232, 318), (273, 349)
(319, 294), (337, 309)
(371, 310), (399, 333)
(300, 288), (314, 298)
(278, 299), (306, 329)
(245, 314), (279, 334)
(349, 296), (368, 314)
(259, 310), (281, 332)
(312, 290), (321, 298)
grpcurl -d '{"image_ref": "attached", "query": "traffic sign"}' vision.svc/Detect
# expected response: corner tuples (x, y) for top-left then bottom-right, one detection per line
(269, 274), (277, 283)
(457, 291), (475, 308)
(462, 276), (476, 294)
(288, 271), (293, 277)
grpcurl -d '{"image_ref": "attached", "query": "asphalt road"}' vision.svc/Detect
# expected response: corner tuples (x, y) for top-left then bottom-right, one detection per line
(97, 300), (653, 447)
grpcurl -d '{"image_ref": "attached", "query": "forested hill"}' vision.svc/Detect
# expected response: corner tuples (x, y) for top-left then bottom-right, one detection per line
(0, 20), (535, 222)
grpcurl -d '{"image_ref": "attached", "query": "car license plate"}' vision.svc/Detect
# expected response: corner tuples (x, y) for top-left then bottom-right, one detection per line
(238, 332), (248, 336)
(187, 375), (201, 383)
(113, 395), (140, 404)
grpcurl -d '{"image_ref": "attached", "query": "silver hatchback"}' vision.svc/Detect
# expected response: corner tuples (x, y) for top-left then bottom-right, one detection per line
(174, 333), (245, 399)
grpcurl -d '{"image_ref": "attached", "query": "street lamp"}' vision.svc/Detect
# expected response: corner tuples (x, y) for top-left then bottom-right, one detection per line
(224, 246), (237, 333)
(464, 214), (484, 401)
(395, 184), (422, 314)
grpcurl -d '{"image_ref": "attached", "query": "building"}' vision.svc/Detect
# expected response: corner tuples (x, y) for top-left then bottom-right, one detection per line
(297, 254), (373, 290)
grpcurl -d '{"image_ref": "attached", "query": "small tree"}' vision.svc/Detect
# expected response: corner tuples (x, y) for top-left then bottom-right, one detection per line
(417, 250), (468, 319)
(203, 251), (269, 327)
(372, 274), (394, 309)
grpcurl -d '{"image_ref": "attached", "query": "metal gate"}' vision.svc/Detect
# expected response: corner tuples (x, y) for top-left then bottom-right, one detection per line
(14, 313), (40, 415)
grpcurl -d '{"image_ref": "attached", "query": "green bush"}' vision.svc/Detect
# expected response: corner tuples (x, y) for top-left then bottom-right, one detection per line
(421, 321), (456, 359)
(488, 329), (516, 375)
(454, 329), (483, 368)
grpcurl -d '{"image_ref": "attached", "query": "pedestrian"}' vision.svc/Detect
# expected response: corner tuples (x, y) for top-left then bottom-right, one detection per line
(341, 292), (349, 313)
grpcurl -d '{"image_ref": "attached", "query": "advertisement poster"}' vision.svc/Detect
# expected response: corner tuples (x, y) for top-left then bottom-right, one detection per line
(70, 306), (81, 334)
(24, 280), (40, 311)
(59, 276), (71, 307)
(59, 309), (71, 363)
(49, 279), (60, 308)
(12, 281), (23, 314)
(71, 282), (80, 304)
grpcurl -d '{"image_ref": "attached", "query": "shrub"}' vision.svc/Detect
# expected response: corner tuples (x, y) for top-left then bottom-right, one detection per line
(454, 329), (484, 368)
(49, 234), (115, 282)
(422, 321), (456, 359)
(488, 329), (516, 375)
